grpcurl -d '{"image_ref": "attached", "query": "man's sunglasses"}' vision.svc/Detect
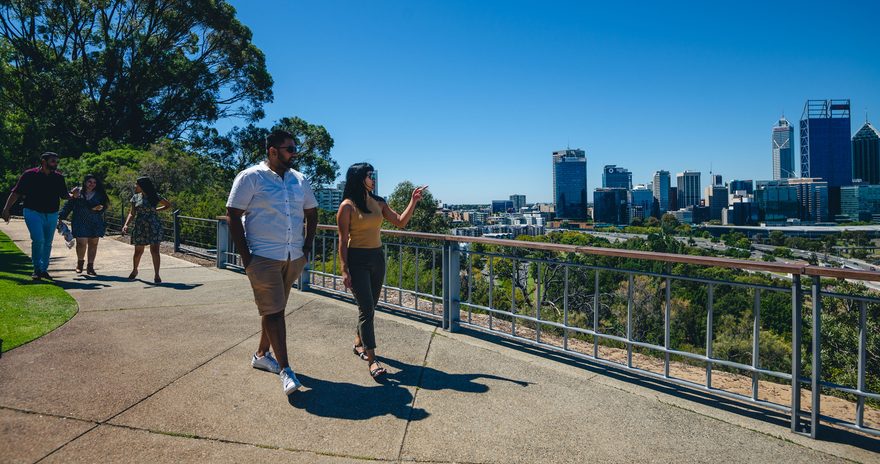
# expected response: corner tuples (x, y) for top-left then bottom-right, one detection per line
(275, 145), (297, 154)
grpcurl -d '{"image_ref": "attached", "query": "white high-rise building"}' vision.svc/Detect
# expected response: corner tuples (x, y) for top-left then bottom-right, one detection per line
(772, 116), (795, 180)
(652, 170), (670, 212)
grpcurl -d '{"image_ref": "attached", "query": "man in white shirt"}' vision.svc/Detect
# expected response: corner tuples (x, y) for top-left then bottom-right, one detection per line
(226, 129), (319, 396)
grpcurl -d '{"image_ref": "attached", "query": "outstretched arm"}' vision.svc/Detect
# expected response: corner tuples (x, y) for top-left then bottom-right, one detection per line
(381, 186), (427, 229)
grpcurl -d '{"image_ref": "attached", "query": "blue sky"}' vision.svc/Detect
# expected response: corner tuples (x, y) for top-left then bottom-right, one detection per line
(222, 1), (880, 204)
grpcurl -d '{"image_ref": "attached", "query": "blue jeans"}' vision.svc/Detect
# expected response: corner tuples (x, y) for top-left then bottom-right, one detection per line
(23, 208), (58, 273)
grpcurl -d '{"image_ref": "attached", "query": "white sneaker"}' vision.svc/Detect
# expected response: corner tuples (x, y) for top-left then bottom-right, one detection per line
(251, 351), (280, 374)
(280, 367), (302, 395)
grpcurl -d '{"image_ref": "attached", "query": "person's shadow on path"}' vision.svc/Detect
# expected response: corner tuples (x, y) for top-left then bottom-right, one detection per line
(289, 374), (428, 421)
(381, 357), (530, 393)
(53, 274), (203, 291)
(288, 357), (529, 420)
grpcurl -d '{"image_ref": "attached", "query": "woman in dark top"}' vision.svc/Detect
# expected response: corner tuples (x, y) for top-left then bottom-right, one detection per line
(58, 174), (108, 275)
(122, 176), (171, 283)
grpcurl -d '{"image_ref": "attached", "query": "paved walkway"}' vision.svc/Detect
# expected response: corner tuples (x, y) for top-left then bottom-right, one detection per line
(1, 219), (877, 463)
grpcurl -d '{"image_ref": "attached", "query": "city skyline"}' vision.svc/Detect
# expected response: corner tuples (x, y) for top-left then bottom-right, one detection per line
(223, 1), (880, 204)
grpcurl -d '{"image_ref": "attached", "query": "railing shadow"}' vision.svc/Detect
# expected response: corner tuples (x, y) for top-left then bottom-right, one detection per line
(458, 327), (880, 453)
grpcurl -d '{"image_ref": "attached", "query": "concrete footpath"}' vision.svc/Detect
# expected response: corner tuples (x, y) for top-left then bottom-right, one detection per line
(1, 218), (877, 463)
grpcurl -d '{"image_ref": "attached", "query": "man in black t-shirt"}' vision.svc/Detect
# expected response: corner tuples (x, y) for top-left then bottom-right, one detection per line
(2, 152), (79, 280)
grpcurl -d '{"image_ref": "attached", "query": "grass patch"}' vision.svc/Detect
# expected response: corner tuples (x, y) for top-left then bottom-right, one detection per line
(0, 230), (78, 352)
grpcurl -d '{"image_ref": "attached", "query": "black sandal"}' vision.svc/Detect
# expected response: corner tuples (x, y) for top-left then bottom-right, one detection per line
(369, 360), (387, 379)
(352, 344), (369, 361)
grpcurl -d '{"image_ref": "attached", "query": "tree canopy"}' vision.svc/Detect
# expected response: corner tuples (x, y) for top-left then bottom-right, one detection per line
(0, 0), (272, 162)
(386, 181), (449, 234)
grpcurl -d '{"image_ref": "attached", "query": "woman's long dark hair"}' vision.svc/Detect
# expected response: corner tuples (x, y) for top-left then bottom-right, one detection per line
(82, 174), (109, 208)
(342, 163), (383, 213)
(136, 176), (161, 207)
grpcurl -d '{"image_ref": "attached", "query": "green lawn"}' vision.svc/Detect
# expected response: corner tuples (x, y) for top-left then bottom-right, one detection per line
(0, 231), (78, 353)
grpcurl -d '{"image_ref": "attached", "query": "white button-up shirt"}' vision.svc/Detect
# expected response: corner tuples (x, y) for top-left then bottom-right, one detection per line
(226, 162), (318, 261)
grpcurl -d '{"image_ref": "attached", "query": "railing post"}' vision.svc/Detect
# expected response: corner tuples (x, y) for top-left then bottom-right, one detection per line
(791, 274), (803, 433)
(706, 284), (714, 389)
(857, 300), (867, 429)
(443, 240), (461, 332)
(810, 275), (822, 439)
(442, 245), (448, 331)
(172, 209), (181, 252)
(216, 216), (229, 269)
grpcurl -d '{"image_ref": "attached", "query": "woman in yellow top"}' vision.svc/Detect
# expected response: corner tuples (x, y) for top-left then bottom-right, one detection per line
(337, 163), (426, 379)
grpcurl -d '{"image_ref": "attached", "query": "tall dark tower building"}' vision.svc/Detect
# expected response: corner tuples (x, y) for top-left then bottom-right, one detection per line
(772, 116), (795, 179)
(552, 149), (587, 219)
(800, 99), (852, 216)
(853, 120), (880, 185)
(602, 165), (632, 189)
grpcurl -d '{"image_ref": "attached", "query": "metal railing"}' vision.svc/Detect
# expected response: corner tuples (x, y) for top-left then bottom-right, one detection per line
(204, 219), (878, 440)
(172, 211), (218, 260)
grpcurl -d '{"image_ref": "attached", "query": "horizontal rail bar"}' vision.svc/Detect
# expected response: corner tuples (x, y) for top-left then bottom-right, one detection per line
(178, 216), (219, 223)
(817, 291), (880, 304)
(818, 414), (880, 438)
(197, 220), (880, 281)
(817, 380), (880, 401)
(314, 224), (880, 281)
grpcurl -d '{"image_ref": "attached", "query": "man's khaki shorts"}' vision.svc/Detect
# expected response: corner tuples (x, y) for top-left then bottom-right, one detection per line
(245, 255), (307, 316)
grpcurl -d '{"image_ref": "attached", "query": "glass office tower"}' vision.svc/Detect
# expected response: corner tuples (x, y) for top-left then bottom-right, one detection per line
(853, 121), (880, 185)
(552, 149), (588, 219)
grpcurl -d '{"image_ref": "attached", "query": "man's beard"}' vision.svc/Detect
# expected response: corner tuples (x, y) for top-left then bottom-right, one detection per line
(281, 157), (296, 169)
(45, 164), (57, 172)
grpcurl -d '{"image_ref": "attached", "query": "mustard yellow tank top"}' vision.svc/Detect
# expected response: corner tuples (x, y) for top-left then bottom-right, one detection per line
(347, 195), (383, 248)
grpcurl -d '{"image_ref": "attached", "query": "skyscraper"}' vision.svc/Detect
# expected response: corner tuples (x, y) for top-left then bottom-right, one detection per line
(772, 116), (795, 179)
(840, 184), (880, 221)
(788, 178), (830, 222)
(705, 183), (729, 221)
(652, 170), (670, 212)
(852, 120), (880, 185)
(552, 149), (587, 219)
(510, 194), (527, 211)
(755, 180), (799, 223)
(593, 188), (629, 224)
(800, 99), (852, 216)
(800, 100), (852, 186)
(491, 200), (514, 214)
(676, 171), (701, 209)
(629, 185), (654, 221)
(602, 165), (632, 189)
(728, 179), (754, 196)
